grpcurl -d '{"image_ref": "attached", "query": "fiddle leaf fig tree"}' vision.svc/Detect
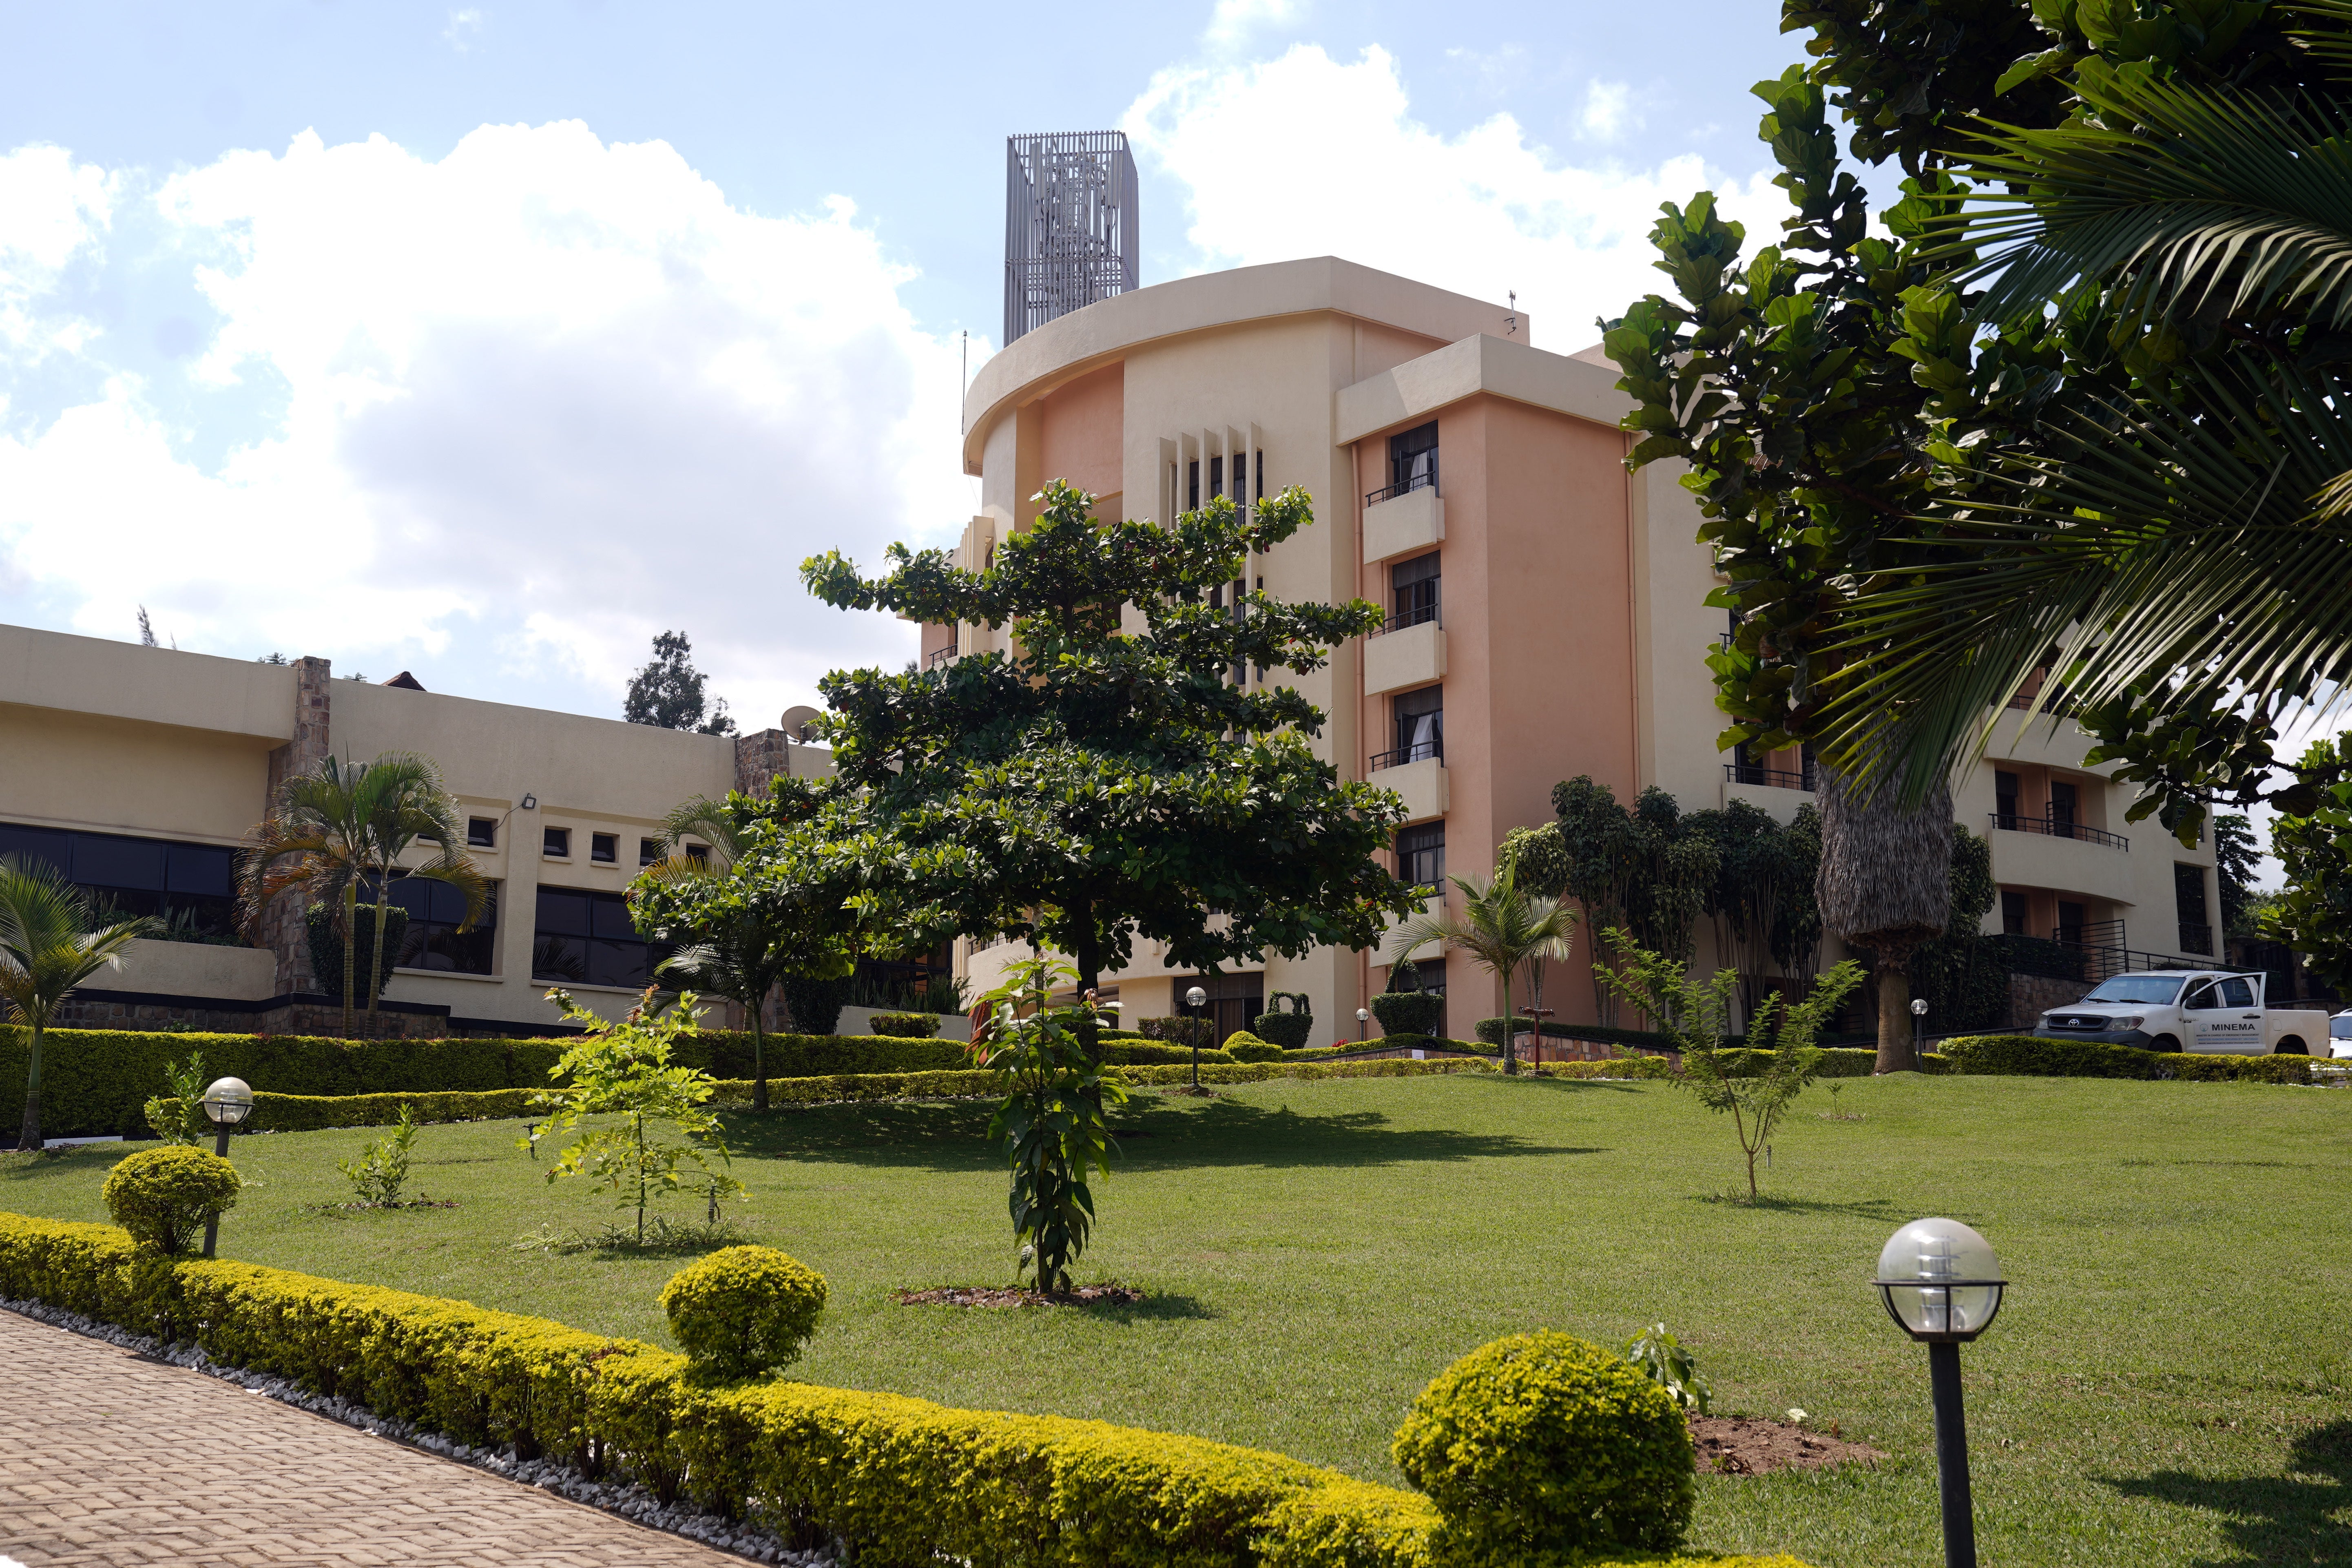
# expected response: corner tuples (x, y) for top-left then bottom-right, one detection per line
(776, 480), (1420, 1031)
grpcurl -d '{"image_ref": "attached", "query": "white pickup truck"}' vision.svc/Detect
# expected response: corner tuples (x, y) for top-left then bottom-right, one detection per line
(2033, 970), (2331, 1055)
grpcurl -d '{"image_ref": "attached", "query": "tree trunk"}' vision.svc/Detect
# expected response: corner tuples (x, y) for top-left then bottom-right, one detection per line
(367, 875), (394, 1033)
(16, 1020), (43, 1152)
(1873, 946), (1921, 1073)
(1069, 898), (1102, 1065)
(340, 883), (358, 1040)
(1500, 971), (1519, 1075)
(751, 991), (769, 1113)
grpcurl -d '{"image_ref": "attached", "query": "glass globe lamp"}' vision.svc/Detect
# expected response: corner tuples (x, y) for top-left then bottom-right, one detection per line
(201, 1077), (254, 1126)
(1874, 1216), (2005, 1342)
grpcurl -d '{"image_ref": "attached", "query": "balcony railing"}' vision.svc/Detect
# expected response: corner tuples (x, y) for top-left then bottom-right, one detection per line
(925, 646), (957, 669)
(1372, 602), (1440, 636)
(1991, 812), (2128, 850)
(1371, 739), (1443, 771)
(1725, 761), (1814, 792)
(1366, 459), (1439, 509)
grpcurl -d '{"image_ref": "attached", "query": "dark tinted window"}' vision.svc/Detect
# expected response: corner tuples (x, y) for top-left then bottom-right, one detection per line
(535, 887), (592, 937)
(166, 843), (233, 898)
(73, 834), (165, 891)
(544, 827), (571, 858)
(1392, 553), (1440, 628)
(639, 838), (663, 867)
(1388, 421), (1438, 492)
(591, 832), (618, 864)
(467, 817), (497, 848)
(1396, 822), (1445, 888)
(2001, 890), (2029, 935)
(0, 824), (69, 876)
(1393, 685), (1443, 761)
(533, 885), (659, 988)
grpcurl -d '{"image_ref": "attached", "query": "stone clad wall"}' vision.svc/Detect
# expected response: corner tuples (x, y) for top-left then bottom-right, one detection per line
(257, 657), (333, 995)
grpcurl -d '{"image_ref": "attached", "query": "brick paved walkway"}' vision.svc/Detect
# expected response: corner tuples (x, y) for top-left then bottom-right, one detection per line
(0, 1309), (743, 1566)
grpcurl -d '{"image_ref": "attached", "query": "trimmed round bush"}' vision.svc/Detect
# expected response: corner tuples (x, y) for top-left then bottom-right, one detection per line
(1370, 990), (1444, 1038)
(102, 1146), (242, 1254)
(1224, 1034), (1285, 1062)
(661, 1245), (828, 1380)
(868, 1012), (943, 1038)
(1392, 1331), (1694, 1566)
(1253, 996), (1315, 1050)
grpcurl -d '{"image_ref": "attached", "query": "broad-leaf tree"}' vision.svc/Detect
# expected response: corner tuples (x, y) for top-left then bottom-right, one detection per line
(636, 785), (856, 1112)
(2261, 734), (2352, 989)
(779, 480), (1418, 1034)
(625, 630), (737, 735)
(0, 857), (155, 1151)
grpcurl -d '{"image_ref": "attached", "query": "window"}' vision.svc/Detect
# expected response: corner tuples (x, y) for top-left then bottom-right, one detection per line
(1392, 552), (1440, 630)
(1388, 421), (1438, 496)
(2048, 780), (2079, 837)
(531, 886), (666, 989)
(2188, 975), (2256, 1010)
(1396, 823), (1445, 889)
(1995, 771), (2020, 825)
(2001, 890), (2029, 936)
(466, 816), (497, 849)
(1187, 460), (1199, 511)
(543, 827), (571, 858)
(0, 821), (237, 940)
(639, 837), (663, 868)
(590, 832), (618, 865)
(2057, 900), (2088, 944)
(1387, 685), (1443, 766)
(686, 843), (710, 863)
(1411, 955), (1447, 996)
(1177, 971), (1265, 1044)
(2175, 864), (2213, 955)
(376, 876), (498, 975)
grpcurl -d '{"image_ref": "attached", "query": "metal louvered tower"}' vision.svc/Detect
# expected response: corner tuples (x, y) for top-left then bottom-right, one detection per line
(1003, 131), (1139, 346)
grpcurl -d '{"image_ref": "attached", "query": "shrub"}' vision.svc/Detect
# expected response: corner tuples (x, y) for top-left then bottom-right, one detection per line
(1370, 991), (1444, 1037)
(1940, 1035), (2317, 1084)
(142, 1051), (210, 1146)
(0, 1212), (1815, 1568)
(1392, 1331), (1695, 1566)
(1226, 1034), (1286, 1062)
(101, 1146), (241, 1254)
(867, 1013), (943, 1038)
(661, 1244), (828, 1380)
(781, 971), (851, 1035)
(1138, 1015), (1219, 1050)
(1255, 993), (1316, 1051)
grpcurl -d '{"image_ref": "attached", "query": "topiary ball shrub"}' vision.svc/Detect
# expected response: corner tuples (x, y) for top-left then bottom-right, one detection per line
(1253, 994), (1315, 1050)
(1392, 1330), (1695, 1566)
(869, 1012), (943, 1038)
(102, 1146), (242, 1254)
(661, 1245), (828, 1382)
(1224, 1034), (1285, 1062)
(1370, 990), (1444, 1038)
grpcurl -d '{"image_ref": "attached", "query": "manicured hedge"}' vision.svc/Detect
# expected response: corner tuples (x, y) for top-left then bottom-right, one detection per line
(1940, 1035), (2320, 1084)
(0, 1212), (1814, 1568)
(6, 1026), (1240, 1140)
(250, 1089), (544, 1132)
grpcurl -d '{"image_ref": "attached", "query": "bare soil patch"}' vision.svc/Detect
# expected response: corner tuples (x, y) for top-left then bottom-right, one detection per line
(893, 1284), (1146, 1309)
(1690, 1415), (1884, 1475)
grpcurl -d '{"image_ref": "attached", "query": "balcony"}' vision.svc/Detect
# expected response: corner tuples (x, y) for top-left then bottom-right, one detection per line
(1724, 761), (1813, 792)
(925, 646), (957, 670)
(1363, 483), (1444, 564)
(1365, 618), (1444, 696)
(1368, 745), (1447, 823)
(1991, 812), (2128, 851)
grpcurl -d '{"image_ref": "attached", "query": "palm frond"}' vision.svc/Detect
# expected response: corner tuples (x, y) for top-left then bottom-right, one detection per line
(1940, 74), (2352, 330)
(0, 856), (157, 1027)
(661, 795), (744, 865)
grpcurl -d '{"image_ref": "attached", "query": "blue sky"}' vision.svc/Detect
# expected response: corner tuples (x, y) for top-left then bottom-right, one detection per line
(0, 0), (1819, 727)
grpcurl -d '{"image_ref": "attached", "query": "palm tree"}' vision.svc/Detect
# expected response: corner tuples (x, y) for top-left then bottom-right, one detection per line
(1815, 761), (1951, 1075)
(1387, 858), (1578, 1075)
(240, 754), (482, 1038)
(1, 857), (155, 1151)
(1814, 34), (2352, 809)
(354, 754), (487, 1028)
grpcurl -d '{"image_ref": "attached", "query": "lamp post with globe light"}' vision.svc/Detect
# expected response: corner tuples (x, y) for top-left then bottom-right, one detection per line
(198, 1077), (253, 1258)
(1875, 1217), (2007, 1568)
(1911, 994), (1929, 1057)
(1186, 985), (1208, 1092)
(1356, 1006), (1370, 1046)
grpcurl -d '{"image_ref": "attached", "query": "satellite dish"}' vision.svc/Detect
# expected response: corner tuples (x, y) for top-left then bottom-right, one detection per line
(780, 705), (821, 742)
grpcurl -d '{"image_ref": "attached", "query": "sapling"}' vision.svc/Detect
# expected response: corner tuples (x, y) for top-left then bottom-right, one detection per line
(337, 1103), (418, 1206)
(1624, 1322), (1713, 1415)
(1595, 927), (1864, 1201)
(142, 1051), (209, 1146)
(523, 986), (742, 1245)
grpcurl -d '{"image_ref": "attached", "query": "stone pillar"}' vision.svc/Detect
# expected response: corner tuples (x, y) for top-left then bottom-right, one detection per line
(259, 657), (332, 994)
(733, 729), (792, 797)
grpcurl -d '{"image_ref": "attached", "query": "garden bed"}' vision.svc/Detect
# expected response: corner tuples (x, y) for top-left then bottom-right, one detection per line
(1691, 1415), (1883, 1475)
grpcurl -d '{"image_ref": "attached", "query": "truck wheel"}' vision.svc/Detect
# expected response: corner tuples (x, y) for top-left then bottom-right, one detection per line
(2152, 1034), (2182, 1054)
(2276, 1037), (2310, 1055)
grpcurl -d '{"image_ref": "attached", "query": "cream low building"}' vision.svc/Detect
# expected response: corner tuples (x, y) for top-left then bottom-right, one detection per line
(939, 257), (2218, 1042)
(0, 625), (832, 1034)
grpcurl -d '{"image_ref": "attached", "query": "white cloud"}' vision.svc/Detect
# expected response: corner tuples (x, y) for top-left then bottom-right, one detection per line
(1126, 45), (1779, 348)
(1205, 0), (1303, 50)
(0, 145), (115, 358)
(1444, 44), (1531, 100)
(1579, 80), (1637, 143)
(443, 9), (486, 51)
(0, 122), (969, 725)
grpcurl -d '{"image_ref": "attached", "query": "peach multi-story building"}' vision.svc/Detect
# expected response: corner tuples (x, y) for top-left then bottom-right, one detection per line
(940, 257), (2220, 1042)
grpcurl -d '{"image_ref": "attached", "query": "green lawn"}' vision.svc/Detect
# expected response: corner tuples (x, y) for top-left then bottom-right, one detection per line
(7, 1072), (2350, 1567)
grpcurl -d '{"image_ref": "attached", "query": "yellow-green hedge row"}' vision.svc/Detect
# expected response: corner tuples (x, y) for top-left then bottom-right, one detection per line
(0, 1211), (1808, 1568)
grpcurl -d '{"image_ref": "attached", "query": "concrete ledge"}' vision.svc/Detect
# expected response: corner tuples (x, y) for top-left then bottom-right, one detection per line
(1370, 756), (1447, 824)
(1364, 622), (1445, 697)
(1336, 333), (1629, 446)
(1363, 488), (1443, 564)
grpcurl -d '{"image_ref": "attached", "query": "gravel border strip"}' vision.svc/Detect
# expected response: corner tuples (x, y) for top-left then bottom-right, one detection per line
(0, 1296), (837, 1566)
